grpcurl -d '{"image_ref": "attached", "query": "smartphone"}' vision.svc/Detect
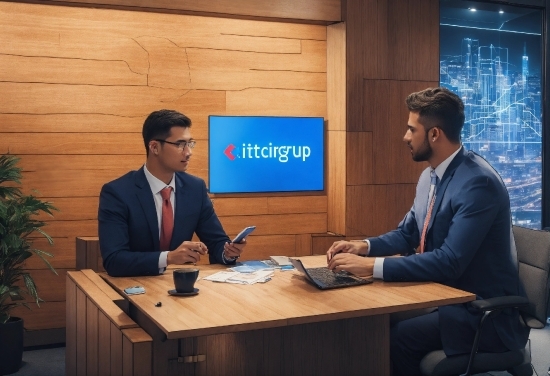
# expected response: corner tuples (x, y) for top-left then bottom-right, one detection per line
(232, 226), (256, 243)
(124, 286), (145, 295)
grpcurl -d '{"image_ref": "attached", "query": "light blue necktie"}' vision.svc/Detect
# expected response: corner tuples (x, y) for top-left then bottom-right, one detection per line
(427, 169), (438, 207)
(420, 169), (438, 253)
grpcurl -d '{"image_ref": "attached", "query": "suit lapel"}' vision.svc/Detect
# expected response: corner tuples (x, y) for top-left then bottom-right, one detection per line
(428, 147), (467, 230)
(134, 167), (160, 251)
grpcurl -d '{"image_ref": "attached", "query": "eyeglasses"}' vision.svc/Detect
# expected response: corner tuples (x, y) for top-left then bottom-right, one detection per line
(154, 139), (196, 150)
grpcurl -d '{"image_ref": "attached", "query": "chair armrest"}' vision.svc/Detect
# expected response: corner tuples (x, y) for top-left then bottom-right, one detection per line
(460, 296), (529, 376)
(471, 296), (529, 312)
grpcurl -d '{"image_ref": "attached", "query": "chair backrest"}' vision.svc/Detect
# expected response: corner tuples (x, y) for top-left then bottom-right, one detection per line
(513, 225), (550, 328)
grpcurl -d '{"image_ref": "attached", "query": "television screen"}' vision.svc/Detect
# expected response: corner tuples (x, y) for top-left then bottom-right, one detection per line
(208, 116), (324, 194)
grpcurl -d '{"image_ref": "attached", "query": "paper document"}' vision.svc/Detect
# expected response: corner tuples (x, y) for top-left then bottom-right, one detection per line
(269, 256), (293, 266)
(204, 270), (273, 285)
(230, 260), (273, 273)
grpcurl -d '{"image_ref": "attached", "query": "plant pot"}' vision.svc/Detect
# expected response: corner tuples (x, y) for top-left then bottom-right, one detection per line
(0, 317), (24, 375)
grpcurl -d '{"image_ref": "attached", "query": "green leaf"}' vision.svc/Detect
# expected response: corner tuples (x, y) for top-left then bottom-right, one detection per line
(0, 153), (58, 321)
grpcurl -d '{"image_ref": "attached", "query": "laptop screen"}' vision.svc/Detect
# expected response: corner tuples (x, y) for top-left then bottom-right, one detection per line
(290, 259), (373, 290)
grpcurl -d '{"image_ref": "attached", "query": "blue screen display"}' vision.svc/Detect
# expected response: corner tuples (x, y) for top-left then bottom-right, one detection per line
(208, 116), (325, 193)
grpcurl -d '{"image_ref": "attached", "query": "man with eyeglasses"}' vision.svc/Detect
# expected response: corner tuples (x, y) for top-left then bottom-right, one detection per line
(98, 109), (246, 277)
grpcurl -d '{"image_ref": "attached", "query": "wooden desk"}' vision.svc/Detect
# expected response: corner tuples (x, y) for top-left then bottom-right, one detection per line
(95, 256), (475, 376)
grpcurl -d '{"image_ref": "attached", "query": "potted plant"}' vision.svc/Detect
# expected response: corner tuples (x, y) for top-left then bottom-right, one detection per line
(0, 154), (57, 375)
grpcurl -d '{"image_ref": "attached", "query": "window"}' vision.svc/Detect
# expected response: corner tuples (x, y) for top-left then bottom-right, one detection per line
(440, 0), (543, 228)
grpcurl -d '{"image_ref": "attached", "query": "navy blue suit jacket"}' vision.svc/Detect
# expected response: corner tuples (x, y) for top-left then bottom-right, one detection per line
(369, 147), (529, 356)
(98, 167), (230, 277)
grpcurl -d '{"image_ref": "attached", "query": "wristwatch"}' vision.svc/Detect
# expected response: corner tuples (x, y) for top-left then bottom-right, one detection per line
(222, 250), (238, 264)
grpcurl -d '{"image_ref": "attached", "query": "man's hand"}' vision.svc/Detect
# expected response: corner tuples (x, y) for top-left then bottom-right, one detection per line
(327, 253), (374, 277)
(224, 239), (247, 259)
(167, 241), (208, 265)
(327, 240), (368, 262)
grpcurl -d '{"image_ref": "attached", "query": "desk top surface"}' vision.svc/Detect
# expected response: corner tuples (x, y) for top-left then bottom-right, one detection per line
(101, 256), (475, 339)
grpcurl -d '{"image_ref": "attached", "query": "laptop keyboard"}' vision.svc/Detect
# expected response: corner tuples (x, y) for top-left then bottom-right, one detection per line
(306, 267), (363, 287)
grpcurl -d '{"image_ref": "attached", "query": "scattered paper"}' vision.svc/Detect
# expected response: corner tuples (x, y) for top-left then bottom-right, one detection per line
(230, 260), (273, 273)
(203, 270), (273, 285)
(270, 255), (293, 266)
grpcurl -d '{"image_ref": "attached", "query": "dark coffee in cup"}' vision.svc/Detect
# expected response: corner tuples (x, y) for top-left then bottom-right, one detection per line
(173, 268), (199, 293)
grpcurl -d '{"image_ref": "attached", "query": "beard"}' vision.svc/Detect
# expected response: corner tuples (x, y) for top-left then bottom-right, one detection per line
(411, 133), (433, 162)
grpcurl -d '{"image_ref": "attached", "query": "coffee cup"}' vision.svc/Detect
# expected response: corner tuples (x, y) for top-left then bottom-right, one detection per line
(173, 268), (199, 293)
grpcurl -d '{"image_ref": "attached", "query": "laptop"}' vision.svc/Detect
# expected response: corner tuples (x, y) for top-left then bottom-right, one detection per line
(290, 258), (373, 290)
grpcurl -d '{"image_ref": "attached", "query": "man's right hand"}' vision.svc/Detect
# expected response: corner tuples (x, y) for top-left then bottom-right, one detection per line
(326, 240), (368, 262)
(167, 241), (208, 265)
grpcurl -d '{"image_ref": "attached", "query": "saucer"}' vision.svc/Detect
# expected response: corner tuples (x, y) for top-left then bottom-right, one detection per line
(168, 288), (199, 296)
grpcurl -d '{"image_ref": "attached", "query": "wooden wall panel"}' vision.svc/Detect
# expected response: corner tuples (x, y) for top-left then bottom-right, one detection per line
(387, 0), (439, 81)
(220, 213), (327, 236)
(11, 301), (66, 330)
(237, 235), (296, 261)
(347, 132), (373, 185)
(267, 196), (327, 214)
(327, 23), (346, 133)
(1, 1), (328, 336)
(311, 234), (344, 255)
(24, 238), (83, 270)
(0, 54), (147, 86)
(344, 1), (365, 132)
(0, 113), (144, 133)
(295, 234), (312, 256)
(212, 197), (269, 217)
(226, 88), (326, 117)
(365, 79), (433, 185)
(0, 83), (227, 120)
(356, 0), (439, 81)
(346, 184), (417, 237)
(327, 22), (347, 236)
(341, 0), (440, 238)
(18, 269), (67, 303)
(345, 0), (439, 132)
(327, 129), (346, 235)
(35, 197), (99, 222)
(22, 0), (341, 23)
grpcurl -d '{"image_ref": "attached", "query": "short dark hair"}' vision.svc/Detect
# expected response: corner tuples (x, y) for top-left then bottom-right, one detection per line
(405, 87), (464, 143)
(142, 110), (192, 155)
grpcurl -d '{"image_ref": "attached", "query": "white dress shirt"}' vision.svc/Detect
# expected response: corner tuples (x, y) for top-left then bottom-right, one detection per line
(143, 164), (176, 272)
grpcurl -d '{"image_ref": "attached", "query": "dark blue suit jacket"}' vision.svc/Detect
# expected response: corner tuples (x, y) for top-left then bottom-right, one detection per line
(369, 147), (529, 356)
(98, 167), (230, 277)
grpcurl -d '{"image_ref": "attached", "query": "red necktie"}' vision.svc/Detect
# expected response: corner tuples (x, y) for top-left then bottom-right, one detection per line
(419, 170), (438, 254)
(159, 187), (173, 251)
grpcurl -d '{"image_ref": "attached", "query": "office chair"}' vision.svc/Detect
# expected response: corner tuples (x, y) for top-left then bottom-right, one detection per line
(420, 225), (550, 376)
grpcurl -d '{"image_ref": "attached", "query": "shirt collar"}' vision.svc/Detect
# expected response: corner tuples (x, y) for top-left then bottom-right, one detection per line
(143, 164), (176, 194)
(433, 146), (462, 181)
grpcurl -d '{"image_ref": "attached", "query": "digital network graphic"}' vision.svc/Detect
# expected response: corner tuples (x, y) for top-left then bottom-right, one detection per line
(440, 27), (542, 228)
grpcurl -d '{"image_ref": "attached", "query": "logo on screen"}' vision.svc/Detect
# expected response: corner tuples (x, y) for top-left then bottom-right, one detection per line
(224, 143), (311, 163)
(209, 115), (324, 193)
(224, 144), (236, 161)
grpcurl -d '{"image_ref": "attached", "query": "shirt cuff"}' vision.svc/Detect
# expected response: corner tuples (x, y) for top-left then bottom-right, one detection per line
(158, 251), (169, 273)
(364, 239), (371, 255)
(373, 258), (384, 279)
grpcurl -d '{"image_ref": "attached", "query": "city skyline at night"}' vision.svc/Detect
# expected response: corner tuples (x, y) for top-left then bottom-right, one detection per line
(440, 19), (542, 228)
